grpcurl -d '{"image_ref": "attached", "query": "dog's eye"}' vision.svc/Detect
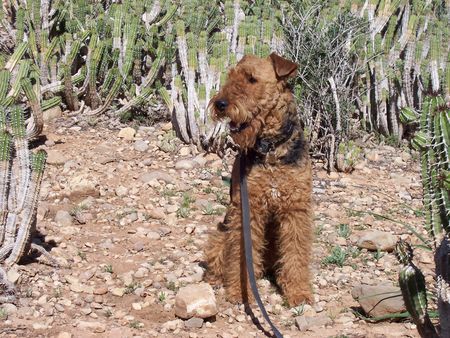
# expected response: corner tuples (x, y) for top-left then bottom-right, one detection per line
(248, 76), (257, 84)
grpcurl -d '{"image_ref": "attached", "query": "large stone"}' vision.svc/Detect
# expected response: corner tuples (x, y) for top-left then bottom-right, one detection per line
(55, 210), (73, 227)
(138, 171), (174, 184)
(174, 283), (217, 319)
(46, 150), (69, 165)
(118, 127), (136, 140)
(352, 283), (406, 317)
(356, 230), (397, 252)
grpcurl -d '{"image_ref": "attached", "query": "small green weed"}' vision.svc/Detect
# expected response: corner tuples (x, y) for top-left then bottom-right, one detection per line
(337, 223), (351, 239)
(177, 193), (195, 218)
(158, 291), (167, 303)
(322, 246), (348, 267)
(291, 303), (305, 316)
(0, 308), (7, 320)
(103, 264), (113, 274)
(129, 320), (142, 329)
(77, 251), (87, 260)
(372, 249), (385, 262)
(202, 203), (225, 216)
(125, 282), (140, 295)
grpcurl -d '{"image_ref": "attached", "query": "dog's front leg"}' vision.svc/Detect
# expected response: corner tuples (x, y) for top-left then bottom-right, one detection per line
(222, 201), (266, 304)
(276, 208), (313, 306)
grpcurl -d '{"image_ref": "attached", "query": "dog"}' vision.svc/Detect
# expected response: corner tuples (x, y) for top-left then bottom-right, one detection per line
(204, 53), (313, 306)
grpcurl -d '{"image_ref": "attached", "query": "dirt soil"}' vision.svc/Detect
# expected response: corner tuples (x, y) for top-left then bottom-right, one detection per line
(0, 120), (433, 338)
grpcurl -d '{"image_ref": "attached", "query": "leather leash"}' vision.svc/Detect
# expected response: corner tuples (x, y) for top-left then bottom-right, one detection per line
(238, 153), (283, 338)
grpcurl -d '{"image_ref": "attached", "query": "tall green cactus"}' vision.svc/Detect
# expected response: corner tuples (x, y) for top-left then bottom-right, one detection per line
(167, 0), (285, 151)
(395, 94), (450, 337)
(0, 105), (49, 302)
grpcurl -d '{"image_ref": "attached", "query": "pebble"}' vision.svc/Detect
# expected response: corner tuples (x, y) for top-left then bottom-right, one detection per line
(134, 140), (149, 152)
(55, 210), (73, 227)
(184, 317), (204, 328)
(118, 127), (136, 140)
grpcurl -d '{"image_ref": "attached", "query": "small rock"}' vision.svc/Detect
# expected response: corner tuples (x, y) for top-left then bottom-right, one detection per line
(134, 140), (149, 152)
(357, 230), (397, 252)
(111, 288), (126, 297)
(6, 268), (20, 283)
(32, 323), (48, 330)
(77, 320), (106, 333)
(94, 287), (108, 295)
(55, 210), (73, 227)
(365, 150), (380, 162)
(179, 147), (191, 156)
(57, 332), (72, 338)
(115, 186), (129, 197)
(118, 127), (136, 140)
(46, 150), (69, 165)
(352, 283), (406, 317)
(161, 122), (173, 132)
(175, 159), (197, 170)
(174, 283), (217, 319)
(163, 319), (183, 331)
(295, 314), (332, 331)
(2, 303), (17, 315)
(139, 171), (174, 184)
(147, 231), (161, 240)
(132, 302), (142, 311)
(184, 317), (204, 329)
(67, 175), (98, 197)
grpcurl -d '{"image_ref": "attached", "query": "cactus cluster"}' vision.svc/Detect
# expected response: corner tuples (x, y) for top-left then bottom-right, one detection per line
(166, 0), (285, 151)
(395, 95), (449, 337)
(0, 105), (48, 303)
(357, 0), (450, 139)
(0, 0), (177, 120)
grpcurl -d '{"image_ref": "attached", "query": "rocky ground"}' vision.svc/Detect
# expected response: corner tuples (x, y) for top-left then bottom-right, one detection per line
(0, 118), (434, 338)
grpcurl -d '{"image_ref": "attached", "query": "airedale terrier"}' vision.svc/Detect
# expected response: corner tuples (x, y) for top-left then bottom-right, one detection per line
(204, 53), (313, 306)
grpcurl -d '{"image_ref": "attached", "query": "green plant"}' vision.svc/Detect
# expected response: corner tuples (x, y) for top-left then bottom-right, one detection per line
(129, 320), (142, 329)
(1, 105), (51, 302)
(77, 251), (87, 260)
(0, 308), (7, 320)
(103, 264), (113, 274)
(125, 282), (139, 295)
(166, 281), (178, 292)
(104, 309), (113, 318)
(202, 203), (225, 215)
(158, 291), (167, 303)
(291, 303), (305, 316)
(395, 94), (449, 338)
(322, 246), (348, 267)
(176, 192), (195, 218)
(336, 223), (351, 239)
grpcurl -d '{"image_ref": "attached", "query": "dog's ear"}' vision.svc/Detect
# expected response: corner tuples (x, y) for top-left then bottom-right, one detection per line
(269, 52), (298, 79)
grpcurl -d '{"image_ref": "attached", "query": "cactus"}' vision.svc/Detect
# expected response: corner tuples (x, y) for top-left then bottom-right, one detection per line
(395, 94), (450, 337)
(167, 0), (284, 151)
(0, 106), (51, 303)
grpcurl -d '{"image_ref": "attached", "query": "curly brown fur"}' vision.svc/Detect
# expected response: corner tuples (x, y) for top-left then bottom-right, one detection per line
(205, 53), (313, 306)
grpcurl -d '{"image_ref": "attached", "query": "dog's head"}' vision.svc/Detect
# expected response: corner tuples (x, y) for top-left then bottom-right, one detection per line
(209, 53), (298, 149)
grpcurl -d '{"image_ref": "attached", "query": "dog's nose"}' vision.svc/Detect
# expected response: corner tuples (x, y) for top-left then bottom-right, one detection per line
(215, 99), (228, 111)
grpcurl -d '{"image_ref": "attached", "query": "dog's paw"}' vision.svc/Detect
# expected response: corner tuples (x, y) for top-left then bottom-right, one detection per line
(285, 291), (314, 307)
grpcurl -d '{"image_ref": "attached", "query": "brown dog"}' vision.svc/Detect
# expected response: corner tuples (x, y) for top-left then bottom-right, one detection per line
(204, 53), (313, 306)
